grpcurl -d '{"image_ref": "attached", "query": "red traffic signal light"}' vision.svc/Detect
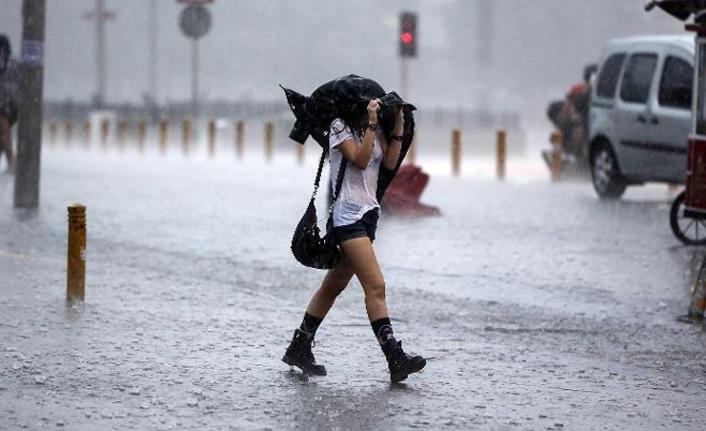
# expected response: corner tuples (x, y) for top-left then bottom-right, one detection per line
(399, 12), (417, 57)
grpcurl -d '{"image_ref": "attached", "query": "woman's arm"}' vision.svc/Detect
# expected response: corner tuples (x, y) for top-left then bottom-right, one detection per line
(338, 99), (380, 170)
(382, 108), (404, 170)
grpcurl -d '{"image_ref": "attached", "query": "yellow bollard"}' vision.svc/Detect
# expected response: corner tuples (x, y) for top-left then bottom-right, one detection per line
(65, 121), (73, 143)
(83, 120), (91, 144)
(181, 118), (192, 155)
(208, 119), (217, 157)
(451, 129), (462, 176)
(67, 203), (86, 304)
(296, 143), (305, 165)
(550, 131), (563, 182)
(49, 121), (58, 144)
(100, 118), (109, 146)
(117, 120), (128, 146)
(137, 120), (147, 151)
(159, 119), (169, 153)
(235, 120), (244, 159)
(496, 129), (506, 181)
(264, 122), (274, 162)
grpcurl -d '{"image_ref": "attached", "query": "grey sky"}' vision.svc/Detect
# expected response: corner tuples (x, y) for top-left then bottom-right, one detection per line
(0, 0), (682, 120)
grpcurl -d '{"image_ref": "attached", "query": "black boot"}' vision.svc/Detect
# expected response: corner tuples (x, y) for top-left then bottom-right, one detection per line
(381, 339), (426, 383)
(282, 329), (327, 376)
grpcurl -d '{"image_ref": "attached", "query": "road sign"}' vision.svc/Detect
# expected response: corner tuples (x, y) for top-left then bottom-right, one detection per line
(179, 4), (211, 39)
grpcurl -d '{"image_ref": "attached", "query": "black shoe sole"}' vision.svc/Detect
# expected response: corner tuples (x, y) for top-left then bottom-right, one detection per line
(282, 353), (327, 376)
(390, 357), (426, 383)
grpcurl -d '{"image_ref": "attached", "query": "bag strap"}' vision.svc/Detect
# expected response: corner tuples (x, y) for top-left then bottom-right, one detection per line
(329, 154), (347, 216)
(310, 148), (347, 215)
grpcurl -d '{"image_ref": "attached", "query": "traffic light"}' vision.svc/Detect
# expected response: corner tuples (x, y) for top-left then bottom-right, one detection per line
(399, 12), (417, 58)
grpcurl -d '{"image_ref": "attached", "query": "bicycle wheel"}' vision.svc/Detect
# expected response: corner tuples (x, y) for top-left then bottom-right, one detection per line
(670, 191), (706, 246)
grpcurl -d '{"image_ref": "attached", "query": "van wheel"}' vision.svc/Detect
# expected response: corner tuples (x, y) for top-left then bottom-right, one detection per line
(590, 142), (626, 199)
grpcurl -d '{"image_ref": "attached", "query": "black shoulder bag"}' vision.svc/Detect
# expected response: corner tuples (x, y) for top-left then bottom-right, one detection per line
(291, 149), (347, 269)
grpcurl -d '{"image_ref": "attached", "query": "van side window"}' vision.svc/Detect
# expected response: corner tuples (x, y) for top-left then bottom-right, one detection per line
(596, 53), (626, 99)
(658, 56), (693, 110)
(620, 53), (658, 104)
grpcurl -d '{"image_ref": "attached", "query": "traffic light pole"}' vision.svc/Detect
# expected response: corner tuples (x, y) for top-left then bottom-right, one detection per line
(191, 38), (199, 118)
(400, 57), (410, 100)
(14, 0), (46, 210)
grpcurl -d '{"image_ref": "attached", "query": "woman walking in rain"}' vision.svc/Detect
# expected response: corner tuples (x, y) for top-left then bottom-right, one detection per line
(282, 94), (426, 383)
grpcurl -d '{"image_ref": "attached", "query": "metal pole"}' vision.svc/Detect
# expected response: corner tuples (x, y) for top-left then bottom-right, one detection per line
(191, 38), (199, 119)
(96, 0), (105, 108)
(82, 0), (114, 108)
(401, 57), (410, 100)
(14, 0), (46, 209)
(148, 0), (158, 104)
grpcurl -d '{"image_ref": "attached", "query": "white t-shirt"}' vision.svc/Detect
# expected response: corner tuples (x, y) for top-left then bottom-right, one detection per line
(329, 118), (383, 227)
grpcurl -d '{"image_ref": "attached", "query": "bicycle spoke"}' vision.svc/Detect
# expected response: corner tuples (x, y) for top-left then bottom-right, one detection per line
(697, 221), (700, 240)
(682, 219), (695, 235)
(698, 220), (706, 240)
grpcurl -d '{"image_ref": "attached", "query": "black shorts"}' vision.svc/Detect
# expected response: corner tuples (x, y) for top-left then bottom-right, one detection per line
(331, 208), (380, 245)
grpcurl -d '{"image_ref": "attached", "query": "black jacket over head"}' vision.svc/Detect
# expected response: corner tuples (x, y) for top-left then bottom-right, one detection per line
(281, 74), (417, 201)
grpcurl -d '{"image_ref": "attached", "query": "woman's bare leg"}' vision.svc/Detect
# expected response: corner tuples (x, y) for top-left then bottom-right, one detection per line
(338, 237), (388, 321)
(305, 260), (355, 319)
(339, 236), (426, 382)
(283, 260), (354, 376)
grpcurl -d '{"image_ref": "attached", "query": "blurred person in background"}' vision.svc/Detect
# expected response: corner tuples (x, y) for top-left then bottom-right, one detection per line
(546, 64), (597, 167)
(0, 34), (19, 174)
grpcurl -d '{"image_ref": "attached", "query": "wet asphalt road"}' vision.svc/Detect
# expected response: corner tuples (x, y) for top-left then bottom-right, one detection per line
(1, 144), (705, 430)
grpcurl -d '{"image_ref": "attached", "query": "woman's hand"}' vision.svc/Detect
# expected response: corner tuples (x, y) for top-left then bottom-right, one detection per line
(367, 99), (381, 123)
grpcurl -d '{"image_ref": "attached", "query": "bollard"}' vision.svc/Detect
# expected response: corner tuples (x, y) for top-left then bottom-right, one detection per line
(181, 118), (192, 155)
(83, 120), (91, 144)
(497, 130), (506, 180)
(235, 120), (244, 158)
(49, 121), (58, 143)
(67, 204), (86, 304)
(117, 120), (128, 145)
(100, 118), (109, 146)
(264, 121), (274, 162)
(65, 121), (73, 143)
(137, 120), (147, 151)
(208, 119), (216, 157)
(451, 129), (462, 176)
(159, 119), (169, 153)
(550, 131), (563, 182)
(296, 143), (305, 165)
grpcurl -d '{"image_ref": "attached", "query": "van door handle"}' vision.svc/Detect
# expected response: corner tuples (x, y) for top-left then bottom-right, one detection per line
(650, 117), (659, 125)
(637, 114), (647, 123)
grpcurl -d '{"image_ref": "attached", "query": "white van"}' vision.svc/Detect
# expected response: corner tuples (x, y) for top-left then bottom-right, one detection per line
(589, 35), (693, 199)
